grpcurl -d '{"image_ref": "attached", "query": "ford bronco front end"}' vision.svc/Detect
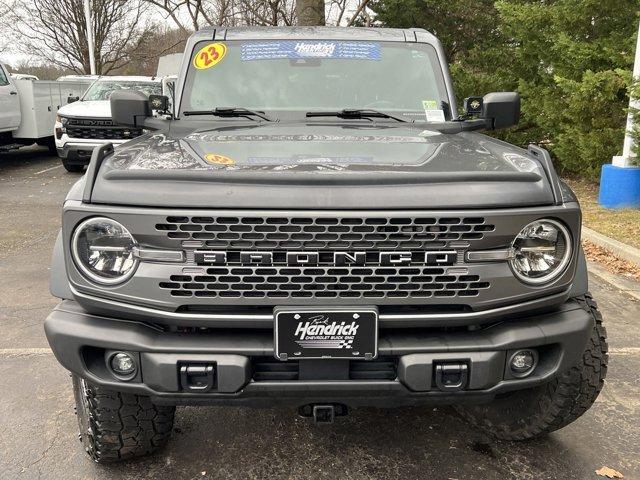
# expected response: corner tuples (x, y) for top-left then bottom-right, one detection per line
(45, 27), (607, 463)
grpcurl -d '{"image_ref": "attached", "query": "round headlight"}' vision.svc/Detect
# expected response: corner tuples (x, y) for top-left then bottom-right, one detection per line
(509, 219), (572, 285)
(71, 217), (138, 285)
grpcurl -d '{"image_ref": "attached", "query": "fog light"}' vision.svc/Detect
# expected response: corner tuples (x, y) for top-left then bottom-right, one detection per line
(110, 352), (136, 377)
(509, 350), (537, 377)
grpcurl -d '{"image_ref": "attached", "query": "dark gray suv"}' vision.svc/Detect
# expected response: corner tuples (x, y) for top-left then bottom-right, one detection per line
(45, 27), (607, 463)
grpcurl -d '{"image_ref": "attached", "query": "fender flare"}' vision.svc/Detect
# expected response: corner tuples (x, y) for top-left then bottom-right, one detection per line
(569, 246), (589, 298)
(50, 230), (73, 299)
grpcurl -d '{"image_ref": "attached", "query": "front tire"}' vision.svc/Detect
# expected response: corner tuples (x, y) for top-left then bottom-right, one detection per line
(72, 375), (175, 463)
(62, 158), (84, 172)
(457, 293), (608, 441)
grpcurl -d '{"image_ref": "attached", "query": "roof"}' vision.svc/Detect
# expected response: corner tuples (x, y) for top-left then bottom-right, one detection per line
(193, 26), (437, 43)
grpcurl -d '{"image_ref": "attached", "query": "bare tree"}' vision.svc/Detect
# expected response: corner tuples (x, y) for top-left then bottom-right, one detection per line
(240, 0), (296, 25)
(6, 0), (150, 74)
(295, 0), (324, 25)
(143, 0), (236, 32)
(0, 0), (16, 55)
(326, 0), (370, 26)
(144, 0), (297, 31)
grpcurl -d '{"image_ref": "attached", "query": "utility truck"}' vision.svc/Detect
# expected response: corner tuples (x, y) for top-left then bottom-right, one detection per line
(0, 64), (90, 154)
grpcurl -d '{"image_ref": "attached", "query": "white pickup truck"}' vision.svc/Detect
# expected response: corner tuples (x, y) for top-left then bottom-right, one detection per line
(0, 63), (91, 154)
(54, 76), (165, 172)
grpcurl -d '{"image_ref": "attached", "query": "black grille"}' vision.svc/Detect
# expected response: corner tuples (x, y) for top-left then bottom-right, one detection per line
(66, 119), (143, 140)
(160, 267), (490, 300)
(156, 216), (495, 250)
(251, 357), (397, 381)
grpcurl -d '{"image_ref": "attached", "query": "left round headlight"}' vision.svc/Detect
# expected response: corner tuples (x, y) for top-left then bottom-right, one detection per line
(509, 219), (572, 285)
(71, 217), (138, 285)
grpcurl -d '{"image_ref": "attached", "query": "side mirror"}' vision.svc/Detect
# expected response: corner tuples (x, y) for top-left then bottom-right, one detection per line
(482, 92), (520, 130)
(110, 90), (150, 127)
(67, 96), (79, 104)
(149, 94), (169, 112)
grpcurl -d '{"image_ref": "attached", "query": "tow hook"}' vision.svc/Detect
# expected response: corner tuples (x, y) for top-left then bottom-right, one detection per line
(434, 363), (469, 392)
(298, 404), (348, 424)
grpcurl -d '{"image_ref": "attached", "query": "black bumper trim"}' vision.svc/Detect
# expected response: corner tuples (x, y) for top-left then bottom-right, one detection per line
(44, 299), (593, 406)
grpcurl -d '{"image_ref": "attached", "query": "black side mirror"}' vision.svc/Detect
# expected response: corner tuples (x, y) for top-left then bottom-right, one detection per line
(149, 94), (169, 112)
(482, 92), (520, 130)
(67, 96), (79, 104)
(110, 90), (150, 127)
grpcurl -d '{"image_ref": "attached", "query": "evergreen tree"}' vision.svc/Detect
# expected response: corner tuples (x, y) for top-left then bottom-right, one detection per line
(371, 0), (640, 178)
(497, 0), (637, 177)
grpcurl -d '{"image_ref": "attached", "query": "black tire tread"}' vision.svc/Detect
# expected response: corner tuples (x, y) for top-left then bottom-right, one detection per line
(457, 293), (608, 441)
(73, 376), (175, 463)
(62, 159), (84, 172)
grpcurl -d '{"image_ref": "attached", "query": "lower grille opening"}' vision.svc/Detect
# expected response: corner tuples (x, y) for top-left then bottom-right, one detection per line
(251, 357), (398, 382)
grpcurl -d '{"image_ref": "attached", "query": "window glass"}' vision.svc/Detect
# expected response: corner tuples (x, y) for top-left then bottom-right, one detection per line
(181, 40), (450, 119)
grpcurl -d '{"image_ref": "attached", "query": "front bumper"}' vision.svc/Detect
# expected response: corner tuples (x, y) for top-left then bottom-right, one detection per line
(44, 299), (593, 407)
(56, 138), (126, 164)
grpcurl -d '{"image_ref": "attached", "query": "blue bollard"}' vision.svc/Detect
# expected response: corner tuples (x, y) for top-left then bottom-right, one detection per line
(598, 164), (640, 208)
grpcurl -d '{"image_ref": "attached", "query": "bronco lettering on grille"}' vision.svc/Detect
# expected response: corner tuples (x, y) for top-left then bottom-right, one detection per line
(194, 250), (458, 266)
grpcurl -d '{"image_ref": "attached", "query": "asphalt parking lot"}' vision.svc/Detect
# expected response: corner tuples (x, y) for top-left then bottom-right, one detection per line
(1, 146), (639, 480)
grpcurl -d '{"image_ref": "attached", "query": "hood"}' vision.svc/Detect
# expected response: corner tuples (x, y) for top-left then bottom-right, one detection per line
(58, 100), (111, 119)
(90, 122), (556, 209)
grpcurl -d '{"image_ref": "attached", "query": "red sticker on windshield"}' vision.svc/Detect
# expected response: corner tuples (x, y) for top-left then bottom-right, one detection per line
(193, 43), (227, 70)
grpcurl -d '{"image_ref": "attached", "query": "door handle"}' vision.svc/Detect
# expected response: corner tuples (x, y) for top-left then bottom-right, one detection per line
(9, 91), (18, 95)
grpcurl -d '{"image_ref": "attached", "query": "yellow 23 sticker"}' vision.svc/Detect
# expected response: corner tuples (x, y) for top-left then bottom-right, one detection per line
(204, 154), (235, 165)
(193, 43), (227, 70)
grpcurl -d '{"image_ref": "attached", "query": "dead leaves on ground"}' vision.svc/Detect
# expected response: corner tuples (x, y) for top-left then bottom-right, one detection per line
(595, 466), (624, 478)
(583, 240), (640, 281)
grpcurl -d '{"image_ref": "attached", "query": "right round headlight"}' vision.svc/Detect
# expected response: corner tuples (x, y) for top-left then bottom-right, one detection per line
(509, 219), (572, 285)
(71, 217), (138, 285)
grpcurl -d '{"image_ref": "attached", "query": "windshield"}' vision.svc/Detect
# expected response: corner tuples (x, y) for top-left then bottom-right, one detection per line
(83, 80), (162, 101)
(180, 40), (450, 121)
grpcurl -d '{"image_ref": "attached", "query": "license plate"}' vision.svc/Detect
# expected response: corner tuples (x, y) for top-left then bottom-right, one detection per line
(274, 307), (378, 360)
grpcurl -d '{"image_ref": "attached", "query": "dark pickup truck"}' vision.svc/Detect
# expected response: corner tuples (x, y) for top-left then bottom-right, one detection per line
(45, 26), (607, 463)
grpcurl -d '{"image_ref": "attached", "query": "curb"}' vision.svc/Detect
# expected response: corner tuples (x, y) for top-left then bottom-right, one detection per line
(587, 261), (640, 302)
(581, 226), (640, 268)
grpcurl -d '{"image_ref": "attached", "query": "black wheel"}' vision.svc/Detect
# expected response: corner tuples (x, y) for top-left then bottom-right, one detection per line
(36, 137), (57, 155)
(62, 158), (84, 172)
(457, 293), (608, 441)
(72, 375), (175, 463)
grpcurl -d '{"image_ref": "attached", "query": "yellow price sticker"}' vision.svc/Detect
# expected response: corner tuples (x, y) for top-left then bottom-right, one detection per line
(193, 43), (227, 70)
(204, 154), (235, 165)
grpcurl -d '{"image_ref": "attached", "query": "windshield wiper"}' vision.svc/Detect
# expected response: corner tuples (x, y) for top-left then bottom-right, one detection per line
(306, 108), (409, 123)
(183, 107), (275, 122)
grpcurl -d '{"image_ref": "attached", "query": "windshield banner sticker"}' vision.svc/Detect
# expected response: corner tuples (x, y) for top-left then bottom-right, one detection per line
(193, 43), (227, 69)
(240, 41), (381, 61)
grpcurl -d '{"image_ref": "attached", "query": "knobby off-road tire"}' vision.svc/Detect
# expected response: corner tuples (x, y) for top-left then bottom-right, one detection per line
(456, 293), (608, 441)
(62, 158), (84, 172)
(72, 375), (175, 463)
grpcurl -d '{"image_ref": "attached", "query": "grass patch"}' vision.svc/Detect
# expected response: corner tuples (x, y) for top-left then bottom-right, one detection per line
(564, 177), (640, 250)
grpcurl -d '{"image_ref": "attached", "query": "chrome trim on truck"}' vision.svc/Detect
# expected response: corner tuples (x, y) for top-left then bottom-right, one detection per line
(69, 285), (572, 328)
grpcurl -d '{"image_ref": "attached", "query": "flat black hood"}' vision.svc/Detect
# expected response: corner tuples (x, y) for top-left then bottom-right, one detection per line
(90, 122), (555, 209)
